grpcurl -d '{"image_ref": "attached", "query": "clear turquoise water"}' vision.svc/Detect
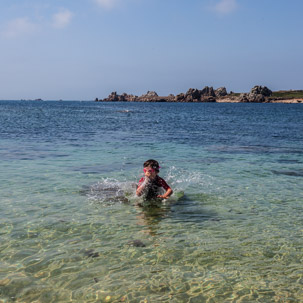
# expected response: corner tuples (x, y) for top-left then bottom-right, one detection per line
(0, 101), (303, 302)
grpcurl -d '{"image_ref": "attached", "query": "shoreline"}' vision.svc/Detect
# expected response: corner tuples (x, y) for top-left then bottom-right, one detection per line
(96, 97), (303, 104)
(97, 86), (303, 104)
(216, 97), (303, 104)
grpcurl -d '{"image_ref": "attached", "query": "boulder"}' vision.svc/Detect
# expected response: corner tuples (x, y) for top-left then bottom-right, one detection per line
(186, 88), (201, 100)
(201, 96), (216, 102)
(104, 91), (119, 101)
(238, 85), (272, 103)
(239, 93), (249, 102)
(248, 93), (265, 102)
(215, 87), (228, 97)
(200, 86), (216, 97)
(175, 93), (185, 102)
(103, 92), (139, 101)
(250, 85), (272, 97)
(174, 86), (217, 102)
(140, 91), (158, 98)
(239, 93), (265, 103)
(185, 95), (193, 102)
(166, 94), (175, 102)
(128, 94), (138, 101)
(138, 91), (159, 102)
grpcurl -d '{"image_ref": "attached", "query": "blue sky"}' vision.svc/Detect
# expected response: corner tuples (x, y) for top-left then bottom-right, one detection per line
(0, 0), (302, 100)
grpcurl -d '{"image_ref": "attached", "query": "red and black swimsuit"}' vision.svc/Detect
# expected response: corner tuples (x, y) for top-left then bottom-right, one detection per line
(138, 176), (170, 200)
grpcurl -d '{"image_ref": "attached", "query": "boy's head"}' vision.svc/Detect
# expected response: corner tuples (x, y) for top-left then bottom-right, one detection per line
(143, 159), (160, 178)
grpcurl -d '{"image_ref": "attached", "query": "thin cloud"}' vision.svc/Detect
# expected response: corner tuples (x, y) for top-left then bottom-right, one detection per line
(1, 17), (37, 38)
(52, 9), (73, 29)
(94, 0), (119, 9)
(213, 0), (237, 15)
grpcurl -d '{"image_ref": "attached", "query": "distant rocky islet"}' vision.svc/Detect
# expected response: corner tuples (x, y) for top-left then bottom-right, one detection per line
(96, 86), (303, 103)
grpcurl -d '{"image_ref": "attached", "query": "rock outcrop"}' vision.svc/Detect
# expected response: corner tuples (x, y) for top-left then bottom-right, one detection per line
(103, 92), (139, 102)
(99, 85), (276, 103)
(250, 85), (272, 97)
(102, 86), (218, 102)
(138, 91), (163, 102)
(215, 87), (228, 97)
(174, 86), (216, 102)
(239, 85), (272, 103)
(239, 93), (265, 103)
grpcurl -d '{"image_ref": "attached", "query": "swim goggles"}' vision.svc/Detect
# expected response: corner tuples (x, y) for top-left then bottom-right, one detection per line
(143, 166), (160, 173)
(143, 168), (155, 173)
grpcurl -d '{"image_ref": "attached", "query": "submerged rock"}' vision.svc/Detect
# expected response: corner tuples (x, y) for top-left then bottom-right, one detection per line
(127, 240), (146, 247)
(83, 249), (100, 258)
(272, 170), (303, 177)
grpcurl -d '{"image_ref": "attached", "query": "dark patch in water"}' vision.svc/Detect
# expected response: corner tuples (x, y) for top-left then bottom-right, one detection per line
(73, 164), (115, 174)
(198, 157), (229, 164)
(53, 154), (69, 158)
(276, 159), (302, 164)
(79, 185), (91, 196)
(0, 151), (69, 161)
(179, 157), (229, 164)
(228, 209), (244, 214)
(210, 218), (221, 222)
(272, 170), (303, 177)
(209, 145), (303, 155)
(127, 240), (146, 247)
(83, 249), (99, 258)
(170, 200), (219, 225)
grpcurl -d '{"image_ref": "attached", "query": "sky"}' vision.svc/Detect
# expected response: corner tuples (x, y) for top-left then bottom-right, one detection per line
(0, 0), (302, 100)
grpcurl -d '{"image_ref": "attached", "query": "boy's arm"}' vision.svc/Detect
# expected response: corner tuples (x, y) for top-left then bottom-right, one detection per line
(157, 177), (173, 199)
(136, 178), (149, 196)
(157, 188), (173, 199)
(136, 185), (144, 196)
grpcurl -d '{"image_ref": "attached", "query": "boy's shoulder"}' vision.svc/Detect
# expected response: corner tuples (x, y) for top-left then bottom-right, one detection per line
(156, 176), (170, 189)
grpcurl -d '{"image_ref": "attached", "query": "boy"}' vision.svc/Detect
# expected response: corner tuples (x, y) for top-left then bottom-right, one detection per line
(136, 159), (173, 200)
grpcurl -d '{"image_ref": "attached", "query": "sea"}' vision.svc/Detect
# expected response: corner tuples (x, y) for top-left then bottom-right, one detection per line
(0, 100), (302, 303)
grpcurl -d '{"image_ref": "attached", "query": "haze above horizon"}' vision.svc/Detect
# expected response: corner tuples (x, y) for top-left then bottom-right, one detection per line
(1, 0), (302, 100)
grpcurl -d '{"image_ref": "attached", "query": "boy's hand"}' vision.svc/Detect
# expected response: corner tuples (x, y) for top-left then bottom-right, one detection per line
(157, 195), (168, 199)
(142, 177), (151, 186)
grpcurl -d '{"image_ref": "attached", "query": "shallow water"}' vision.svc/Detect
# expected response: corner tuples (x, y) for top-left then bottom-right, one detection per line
(0, 101), (303, 302)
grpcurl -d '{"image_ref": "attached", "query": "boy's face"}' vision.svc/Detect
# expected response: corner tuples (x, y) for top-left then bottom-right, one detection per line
(144, 166), (158, 179)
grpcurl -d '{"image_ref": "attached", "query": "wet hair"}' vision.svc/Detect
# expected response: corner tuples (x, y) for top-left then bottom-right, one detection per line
(143, 159), (160, 172)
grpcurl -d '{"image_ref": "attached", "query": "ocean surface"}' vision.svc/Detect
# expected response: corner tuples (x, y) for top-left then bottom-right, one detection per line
(0, 100), (302, 303)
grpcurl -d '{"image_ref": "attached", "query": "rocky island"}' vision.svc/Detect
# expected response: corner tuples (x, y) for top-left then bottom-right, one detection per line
(96, 86), (303, 103)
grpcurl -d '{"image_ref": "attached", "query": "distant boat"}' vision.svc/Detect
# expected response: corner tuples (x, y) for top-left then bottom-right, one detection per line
(34, 98), (43, 101)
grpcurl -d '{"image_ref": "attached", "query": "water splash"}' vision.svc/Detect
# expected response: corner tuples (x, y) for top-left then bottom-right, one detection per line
(86, 178), (137, 205)
(165, 166), (214, 193)
(86, 167), (213, 206)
